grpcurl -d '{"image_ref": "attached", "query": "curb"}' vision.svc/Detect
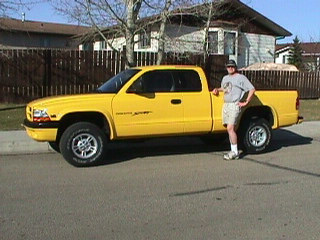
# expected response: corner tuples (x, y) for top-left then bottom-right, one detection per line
(0, 130), (54, 155)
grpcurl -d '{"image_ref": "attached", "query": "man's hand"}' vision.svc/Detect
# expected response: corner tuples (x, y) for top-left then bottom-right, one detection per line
(238, 101), (248, 108)
(238, 89), (255, 108)
(212, 88), (219, 96)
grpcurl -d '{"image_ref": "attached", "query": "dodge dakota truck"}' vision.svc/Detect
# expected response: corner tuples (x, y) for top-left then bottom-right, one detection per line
(24, 65), (303, 167)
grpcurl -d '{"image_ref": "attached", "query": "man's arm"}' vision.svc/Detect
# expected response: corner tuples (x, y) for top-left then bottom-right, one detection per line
(238, 88), (255, 107)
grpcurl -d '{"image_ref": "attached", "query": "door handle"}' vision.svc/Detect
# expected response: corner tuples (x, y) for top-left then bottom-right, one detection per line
(171, 99), (182, 104)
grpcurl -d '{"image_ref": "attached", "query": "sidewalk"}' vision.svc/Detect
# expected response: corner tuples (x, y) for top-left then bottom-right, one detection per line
(0, 130), (54, 155)
(0, 121), (319, 155)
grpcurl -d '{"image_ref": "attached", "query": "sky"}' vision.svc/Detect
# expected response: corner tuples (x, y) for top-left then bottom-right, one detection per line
(10, 0), (320, 44)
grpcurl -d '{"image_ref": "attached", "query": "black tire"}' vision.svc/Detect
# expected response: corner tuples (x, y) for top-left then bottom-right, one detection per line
(239, 119), (272, 153)
(48, 141), (60, 153)
(59, 122), (108, 167)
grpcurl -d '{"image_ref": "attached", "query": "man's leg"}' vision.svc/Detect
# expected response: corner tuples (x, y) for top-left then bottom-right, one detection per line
(227, 124), (238, 155)
(223, 103), (240, 159)
(227, 124), (237, 145)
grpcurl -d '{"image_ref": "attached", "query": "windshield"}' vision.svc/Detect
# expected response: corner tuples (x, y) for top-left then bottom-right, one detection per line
(97, 69), (141, 93)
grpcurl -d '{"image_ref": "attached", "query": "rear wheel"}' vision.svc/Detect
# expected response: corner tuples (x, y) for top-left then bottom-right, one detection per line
(239, 119), (272, 153)
(59, 122), (108, 167)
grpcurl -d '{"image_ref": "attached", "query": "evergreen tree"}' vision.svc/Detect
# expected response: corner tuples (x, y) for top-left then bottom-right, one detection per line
(288, 36), (304, 70)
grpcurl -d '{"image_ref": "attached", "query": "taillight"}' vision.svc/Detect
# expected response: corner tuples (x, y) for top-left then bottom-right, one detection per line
(296, 97), (300, 110)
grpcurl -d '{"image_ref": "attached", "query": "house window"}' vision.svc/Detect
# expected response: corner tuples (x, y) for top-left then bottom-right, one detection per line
(224, 32), (236, 55)
(101, 41), (107, 49)
(42, 38), (50, 47)
(208, 31), (218, 54)
(139, 30), (151, 48)
(83, 42), (93, 51)
(282, 55), (286, 64)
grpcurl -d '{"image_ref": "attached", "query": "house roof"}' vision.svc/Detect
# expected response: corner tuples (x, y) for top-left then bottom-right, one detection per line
(226, 0), (291, 37)
(96, 0), (291, 39)
(0, 17), (92, 36)
(276, 42), (320, 55)
(169, 0), (291, 37)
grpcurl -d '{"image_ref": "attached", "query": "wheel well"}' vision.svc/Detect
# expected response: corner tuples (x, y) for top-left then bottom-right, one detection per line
(239, 106), (274, 128)
(56, 112), (110, 143)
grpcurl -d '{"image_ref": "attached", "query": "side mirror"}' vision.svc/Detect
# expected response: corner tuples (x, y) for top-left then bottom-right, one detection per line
(127, 79), (144, 94)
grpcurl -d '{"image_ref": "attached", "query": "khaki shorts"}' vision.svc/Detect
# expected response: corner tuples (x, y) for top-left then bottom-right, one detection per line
(223, 102), (241, 125)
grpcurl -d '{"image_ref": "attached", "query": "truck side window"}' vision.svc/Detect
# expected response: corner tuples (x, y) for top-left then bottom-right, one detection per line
(173, 70), (202, 92)
(129, 70), (175, 93)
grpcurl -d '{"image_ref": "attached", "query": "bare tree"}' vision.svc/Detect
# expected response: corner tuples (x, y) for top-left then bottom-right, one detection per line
(144, 0), (172, 65)
(52, 0), (203, 67)
(0, 0), (42, 17)
(305, 36), (320, 72)
(53, 0), (147, 67)
(52, 0), (241, 66)
(0, 0), (22, 16)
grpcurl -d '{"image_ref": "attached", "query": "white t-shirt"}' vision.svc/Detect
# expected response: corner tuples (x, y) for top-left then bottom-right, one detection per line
(221, 73), (255, 103)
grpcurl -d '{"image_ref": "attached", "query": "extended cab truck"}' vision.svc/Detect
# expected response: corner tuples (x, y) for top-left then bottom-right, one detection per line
(24, 65), (303, 167)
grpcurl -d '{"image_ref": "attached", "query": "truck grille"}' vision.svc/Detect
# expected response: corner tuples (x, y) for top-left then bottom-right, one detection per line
(26, 106), (32, 121)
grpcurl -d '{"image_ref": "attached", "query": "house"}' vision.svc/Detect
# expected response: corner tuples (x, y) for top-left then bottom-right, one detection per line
(84, 0), (291, 68)
(0, 17), (92, 49)
(275, 42), (320, 71)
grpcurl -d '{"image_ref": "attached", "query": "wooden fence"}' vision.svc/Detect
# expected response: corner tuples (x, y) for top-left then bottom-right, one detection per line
(240, 70), (320, 99)
(0, 49), (319, 103)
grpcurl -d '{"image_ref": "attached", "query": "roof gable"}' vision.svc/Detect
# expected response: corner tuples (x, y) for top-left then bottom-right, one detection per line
(0, 17), (92, 36)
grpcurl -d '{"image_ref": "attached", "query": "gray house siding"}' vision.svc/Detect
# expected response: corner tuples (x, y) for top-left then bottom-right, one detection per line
(164, 24), (203, 53)
(238, 33), (275, 68)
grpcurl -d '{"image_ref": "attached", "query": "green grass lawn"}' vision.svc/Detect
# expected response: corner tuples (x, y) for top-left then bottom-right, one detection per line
(0, 100), (319, 131)
(0, 104), (26, 131)
(299, 99), (320, 121)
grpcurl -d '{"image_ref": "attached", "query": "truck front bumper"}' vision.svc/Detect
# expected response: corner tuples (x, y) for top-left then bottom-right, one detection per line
(23, 119), (59, 142)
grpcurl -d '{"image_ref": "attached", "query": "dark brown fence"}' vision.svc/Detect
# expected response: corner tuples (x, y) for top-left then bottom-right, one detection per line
(0, 49), (124, 102)
(0, 49), (225, 103)
(0, 49), (319, 103)
(241, 70), (320, 99)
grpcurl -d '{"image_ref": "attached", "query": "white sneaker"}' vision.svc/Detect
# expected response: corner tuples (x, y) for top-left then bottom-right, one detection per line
(223, 151), (240, 160)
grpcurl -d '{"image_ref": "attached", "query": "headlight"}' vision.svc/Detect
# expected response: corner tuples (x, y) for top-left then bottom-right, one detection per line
(33, 109), (51, 122)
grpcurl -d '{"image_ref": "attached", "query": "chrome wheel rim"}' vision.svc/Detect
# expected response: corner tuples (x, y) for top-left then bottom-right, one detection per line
(71, 133), (98, 159)
(248, 126), (267, 147)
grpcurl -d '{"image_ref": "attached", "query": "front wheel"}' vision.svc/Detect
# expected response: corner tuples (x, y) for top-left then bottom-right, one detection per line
(48, 141), (60, 153)
(239, 119), (272, 153)
(59, 122), (108, 167)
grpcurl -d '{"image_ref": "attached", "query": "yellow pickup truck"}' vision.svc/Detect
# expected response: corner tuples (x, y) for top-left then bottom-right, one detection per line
(24, 65), (303, 167)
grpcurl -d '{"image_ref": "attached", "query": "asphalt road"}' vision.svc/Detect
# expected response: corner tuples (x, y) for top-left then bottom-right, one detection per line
(1, 124), (320, 240)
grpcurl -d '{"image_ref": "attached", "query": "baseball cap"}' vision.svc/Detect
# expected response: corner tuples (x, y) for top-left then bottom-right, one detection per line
(226, 60), (237, 68)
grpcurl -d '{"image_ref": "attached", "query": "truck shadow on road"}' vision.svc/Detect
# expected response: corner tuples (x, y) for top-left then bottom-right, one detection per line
(100, 129), (313, 166)
(103, 137), (229, 165)
(259, 128), (312, 153)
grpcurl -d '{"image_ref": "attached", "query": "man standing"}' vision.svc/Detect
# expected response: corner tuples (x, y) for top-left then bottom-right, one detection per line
(212, 60), (255, 160)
